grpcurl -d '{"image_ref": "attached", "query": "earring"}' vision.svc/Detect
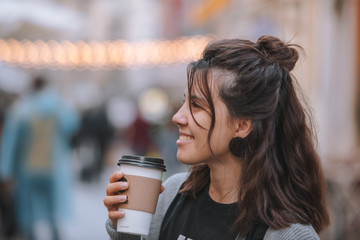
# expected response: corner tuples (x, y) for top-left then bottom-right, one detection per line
(229, 137), (248, 158)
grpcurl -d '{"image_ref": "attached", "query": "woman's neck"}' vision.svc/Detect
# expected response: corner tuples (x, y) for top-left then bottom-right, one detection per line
(207, 156), (242, 204)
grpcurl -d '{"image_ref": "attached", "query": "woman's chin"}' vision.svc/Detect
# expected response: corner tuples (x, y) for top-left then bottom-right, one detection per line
(177, 154), (202, 166)
(177, 157), (190, 165)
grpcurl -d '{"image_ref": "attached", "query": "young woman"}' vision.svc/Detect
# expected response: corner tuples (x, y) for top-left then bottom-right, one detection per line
(104, 35), (330, 240)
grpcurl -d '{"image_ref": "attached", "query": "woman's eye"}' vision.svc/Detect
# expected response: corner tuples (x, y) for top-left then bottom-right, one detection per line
(191, 101), (201, 108)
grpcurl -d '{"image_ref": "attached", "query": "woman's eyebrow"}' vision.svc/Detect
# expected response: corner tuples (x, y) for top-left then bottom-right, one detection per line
(189, 94), (202, 100)
(184, 92), (201, 100)
(191, 93), (204, 101)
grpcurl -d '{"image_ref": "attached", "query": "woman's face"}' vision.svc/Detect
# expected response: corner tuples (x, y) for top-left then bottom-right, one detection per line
(172, 73), (237, 165)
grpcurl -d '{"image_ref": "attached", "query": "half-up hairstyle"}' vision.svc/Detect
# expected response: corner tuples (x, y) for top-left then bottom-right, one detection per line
(180, 35), (329, 235)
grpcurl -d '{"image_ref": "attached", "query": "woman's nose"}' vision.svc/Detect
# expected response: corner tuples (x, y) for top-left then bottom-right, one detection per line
(172, 105), (187, 126)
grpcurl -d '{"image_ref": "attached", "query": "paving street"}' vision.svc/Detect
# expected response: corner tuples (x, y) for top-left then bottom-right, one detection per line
(59, 166), (113, 240)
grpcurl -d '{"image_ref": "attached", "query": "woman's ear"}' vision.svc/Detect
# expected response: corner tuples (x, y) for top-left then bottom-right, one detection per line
(234, 119), (252, 138)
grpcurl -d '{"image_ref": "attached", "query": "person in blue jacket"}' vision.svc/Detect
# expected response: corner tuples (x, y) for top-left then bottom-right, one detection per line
(0, 76), (80, 240)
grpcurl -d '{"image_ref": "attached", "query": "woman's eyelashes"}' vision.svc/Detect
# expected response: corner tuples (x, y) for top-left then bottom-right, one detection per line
(182, 94), (208, 112)
(181, 97), (202, 109)
(191, 100), (202, 109)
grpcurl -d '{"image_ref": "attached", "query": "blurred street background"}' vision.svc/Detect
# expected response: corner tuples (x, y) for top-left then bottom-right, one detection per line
(0, 0), (359, 239)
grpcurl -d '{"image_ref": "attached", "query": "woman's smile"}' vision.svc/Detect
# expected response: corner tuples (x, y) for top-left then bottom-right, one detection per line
(177, 133), (194, 144)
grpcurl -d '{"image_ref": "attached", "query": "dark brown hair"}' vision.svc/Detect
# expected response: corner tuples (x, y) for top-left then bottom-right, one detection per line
(180, 35), (329, 235)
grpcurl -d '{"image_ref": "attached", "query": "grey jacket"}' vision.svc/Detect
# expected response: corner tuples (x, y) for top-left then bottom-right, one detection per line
(106, 172), (320, 240)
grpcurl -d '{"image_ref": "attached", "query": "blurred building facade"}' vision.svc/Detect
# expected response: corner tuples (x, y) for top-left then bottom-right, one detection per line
(0, 0), (359, 239)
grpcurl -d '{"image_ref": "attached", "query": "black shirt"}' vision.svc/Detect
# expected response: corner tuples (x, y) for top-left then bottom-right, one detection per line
(159, 183), (239, 240)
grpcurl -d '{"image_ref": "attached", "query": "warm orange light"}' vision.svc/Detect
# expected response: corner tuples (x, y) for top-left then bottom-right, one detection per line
(50, 40), (66, 68)
(23, 40), (40, 67)
(37, 40), (52, 66)
(77, 41), (92, 67)
(0, 35), (212, 70)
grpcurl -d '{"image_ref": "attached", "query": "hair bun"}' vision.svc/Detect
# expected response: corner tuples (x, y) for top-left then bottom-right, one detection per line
(257, 35), (299, 72)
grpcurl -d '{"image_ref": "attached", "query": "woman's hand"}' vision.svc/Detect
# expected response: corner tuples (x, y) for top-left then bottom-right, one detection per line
(103, 171), (165, 227)
(104, 171), (129, 227)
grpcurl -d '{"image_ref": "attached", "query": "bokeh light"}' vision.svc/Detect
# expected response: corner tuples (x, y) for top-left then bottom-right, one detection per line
(0, 35), (212, 70)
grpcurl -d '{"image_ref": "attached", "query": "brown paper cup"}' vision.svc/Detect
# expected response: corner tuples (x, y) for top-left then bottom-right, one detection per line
(116, 155), (166, 236)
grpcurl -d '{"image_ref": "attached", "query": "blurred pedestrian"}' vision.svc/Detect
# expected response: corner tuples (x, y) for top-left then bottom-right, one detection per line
(0, 90), (18, 238)
(104, 36), (330, 239)
(127, 110), (154, 156)
(73, 104), (114, 182)
(0, 76), (80, 240)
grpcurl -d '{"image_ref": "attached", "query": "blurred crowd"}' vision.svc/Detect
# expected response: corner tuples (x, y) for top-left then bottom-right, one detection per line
(0, 75), (188, 240)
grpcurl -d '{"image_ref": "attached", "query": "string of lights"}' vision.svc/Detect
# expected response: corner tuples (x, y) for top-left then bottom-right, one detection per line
(0, 35), (212, 71)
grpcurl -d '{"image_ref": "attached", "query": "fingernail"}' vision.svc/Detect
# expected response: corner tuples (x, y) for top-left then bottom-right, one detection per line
(117, 171), (123, 177)
(120, 182), (128, 188)
(118, 195), (127, 201)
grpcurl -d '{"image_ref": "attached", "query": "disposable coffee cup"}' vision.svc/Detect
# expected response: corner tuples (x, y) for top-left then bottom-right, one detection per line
(116, 155), (166, 236)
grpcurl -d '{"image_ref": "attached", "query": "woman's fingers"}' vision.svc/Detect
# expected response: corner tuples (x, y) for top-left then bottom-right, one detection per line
(109, 171), (124, 183)
(105, 171), (130, 227)
(108, 209), (125, 227)
(106, 181), (129, 196)
(108, 209), (125, 219)
(103, 195), (128, 209)
(104, 194), (127, 227)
